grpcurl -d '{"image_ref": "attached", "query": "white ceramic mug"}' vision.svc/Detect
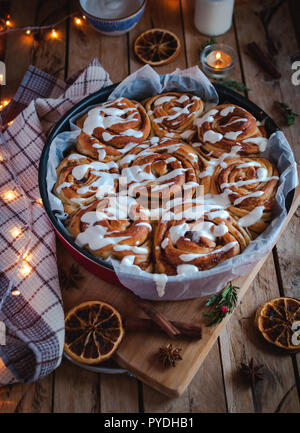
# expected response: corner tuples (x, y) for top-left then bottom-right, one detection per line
(194, 0), (235, 36)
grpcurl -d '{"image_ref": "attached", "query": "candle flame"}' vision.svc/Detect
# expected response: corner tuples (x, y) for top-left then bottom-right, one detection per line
(216, 52), (221, 60)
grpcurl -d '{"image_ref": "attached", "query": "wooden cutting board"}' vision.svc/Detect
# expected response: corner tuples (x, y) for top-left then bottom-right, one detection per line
(59, 167), (300, 398)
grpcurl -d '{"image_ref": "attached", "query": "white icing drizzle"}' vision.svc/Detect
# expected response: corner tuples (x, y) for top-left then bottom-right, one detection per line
(56, 181), (72, 194)
(154, 95), (176, 105)
(242, 136), (268, 152)
(194, 109), (218, 128)
(152, 274), (168, 297)
(238, 206), (265, 227)
(113, 244), (148, 254)
(220, 106), (236, 116)
(179, 241), (238, 262)
(224, 131), (243, 140)
(161, 238), (169, 249)
(136, 222), (152, 231)
(233, 190), (264, 206)
(177, 264), (199, 275)
(203, 130), (223, 143)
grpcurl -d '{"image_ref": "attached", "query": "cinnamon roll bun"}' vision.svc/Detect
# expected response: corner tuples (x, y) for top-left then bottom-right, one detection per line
(76, 97), (151, 162)
(144, 92), (204, 142)
(66, 198), (153, 271)
(202, 156), (279, 234)
(53, 153), (119, 213)
(119, 137), (200, 211)
(154, 207), (251, 275)
(193, 104), (268, 158)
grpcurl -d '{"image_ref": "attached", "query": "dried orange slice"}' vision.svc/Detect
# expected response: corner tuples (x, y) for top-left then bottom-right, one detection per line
(134, 28), (181, 66)
(255, 297), (300, 352)
(64, 301), (124, 364)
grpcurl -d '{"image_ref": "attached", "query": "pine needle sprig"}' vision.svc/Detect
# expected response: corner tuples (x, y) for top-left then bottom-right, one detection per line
(203, 282), (240, 326)
(200, 36), (216, 53)
(275, 101), (298, 126)
(218, 79), (251, 93)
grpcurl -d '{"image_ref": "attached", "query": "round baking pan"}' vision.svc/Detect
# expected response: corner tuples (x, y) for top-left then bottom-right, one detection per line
(38, 83), (295, 289)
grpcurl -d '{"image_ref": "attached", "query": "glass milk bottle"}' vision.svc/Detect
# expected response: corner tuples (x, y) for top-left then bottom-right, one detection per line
(194, 0), (235, 36)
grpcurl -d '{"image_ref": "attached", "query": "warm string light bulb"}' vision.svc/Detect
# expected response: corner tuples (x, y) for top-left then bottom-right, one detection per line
(50, 28), (58, 39)
(74, 17), (83, 26)
(5, 18), (12, 28)
(22, 251), (32, 261)
(3, 190), (17, 201)
(0, 99), (10, 109)
(11, 288), (21, 296)
(25, 29), (31, 35)
(10, 227), (22, 238)
(19, 262), (32, 277)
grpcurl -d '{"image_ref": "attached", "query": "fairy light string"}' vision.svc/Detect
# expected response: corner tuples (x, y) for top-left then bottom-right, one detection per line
(0, 112), (33, 311)
(0, 12), (85, 38)
(0, 12), (86, 309)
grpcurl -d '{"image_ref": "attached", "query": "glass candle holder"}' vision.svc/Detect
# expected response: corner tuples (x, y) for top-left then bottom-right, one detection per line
(200, 43), (236, 79)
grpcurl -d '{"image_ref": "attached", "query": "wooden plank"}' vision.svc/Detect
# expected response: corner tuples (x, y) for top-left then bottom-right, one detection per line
(67, 11), (128, 82)
(0, 376), (53, 413)
(129, 0), (186, 74)
(143, 342), (227, 413)
(100, 374), (139, 413)
(60, 5), (137, 415)
(53, 358), (100, 413)
(230, 0), (300, 411)
(289, 0), (300, 50)
(220, 254), (300, 413)
(2, 0), (39, 99)
(58, 173), (300, 398)
(187, 342), (227, 412)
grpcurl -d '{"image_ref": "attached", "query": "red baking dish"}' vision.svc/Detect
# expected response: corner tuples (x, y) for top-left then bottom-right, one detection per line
(38, 82), (293, 289)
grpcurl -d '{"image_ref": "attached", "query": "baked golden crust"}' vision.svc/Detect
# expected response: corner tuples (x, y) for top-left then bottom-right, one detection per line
(193, 103), (267, 158)
(52, 96), (280, 276)
(144, 92), (204, 142)
(75, 97), (151, 162)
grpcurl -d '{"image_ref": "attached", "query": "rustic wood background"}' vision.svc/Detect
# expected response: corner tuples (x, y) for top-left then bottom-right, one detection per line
(0, 0), (299, 413)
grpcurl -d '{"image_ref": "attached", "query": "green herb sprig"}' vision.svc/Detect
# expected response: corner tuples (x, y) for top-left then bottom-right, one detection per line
(200, 36), (216, 53)
(218, 79), (251, 93)
(203, 282), (240, 327)
(275, 101), (298, 126)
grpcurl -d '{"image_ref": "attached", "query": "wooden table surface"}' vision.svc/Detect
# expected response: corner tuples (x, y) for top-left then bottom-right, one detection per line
(0, 0), (299, 413)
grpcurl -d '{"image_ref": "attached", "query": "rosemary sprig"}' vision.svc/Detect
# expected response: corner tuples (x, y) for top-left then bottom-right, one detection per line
(218, 79), (251, 93)
(203, 282), (240, 326)
(275, 101), (298, 126)
(200, 36), (216, 53)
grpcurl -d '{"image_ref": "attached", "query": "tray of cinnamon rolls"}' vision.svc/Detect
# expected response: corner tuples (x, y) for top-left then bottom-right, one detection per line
(39, 78), (297, 300)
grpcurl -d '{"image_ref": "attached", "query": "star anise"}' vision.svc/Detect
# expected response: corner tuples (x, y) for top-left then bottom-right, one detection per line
(240, 358), (264, 387)
(59, 264), (84, 291)
(158, 344), (182, 368)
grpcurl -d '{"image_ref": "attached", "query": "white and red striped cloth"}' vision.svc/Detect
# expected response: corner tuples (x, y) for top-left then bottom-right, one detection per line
(0, 59), (111, 385)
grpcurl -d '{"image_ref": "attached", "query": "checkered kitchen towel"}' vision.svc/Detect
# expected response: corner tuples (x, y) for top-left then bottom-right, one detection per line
(0, 59), (112, 385)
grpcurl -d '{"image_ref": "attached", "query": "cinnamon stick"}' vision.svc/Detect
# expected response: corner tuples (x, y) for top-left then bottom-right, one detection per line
(124, 316), (202, 339)
(247, 42), (281, 79)
(130, 294), (181, 338)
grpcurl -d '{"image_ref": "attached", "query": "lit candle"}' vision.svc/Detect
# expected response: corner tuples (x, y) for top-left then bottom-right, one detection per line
(200, 43), (236, 79)
(206, 50), (232, 69)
